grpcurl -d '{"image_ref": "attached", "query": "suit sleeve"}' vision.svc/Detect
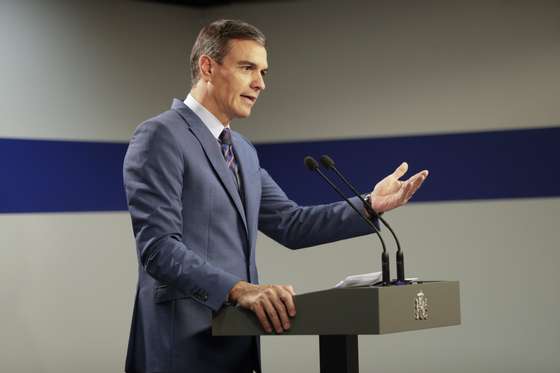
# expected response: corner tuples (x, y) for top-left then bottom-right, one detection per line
(123, 120), (241, 311)
(257, 168), (377, 249)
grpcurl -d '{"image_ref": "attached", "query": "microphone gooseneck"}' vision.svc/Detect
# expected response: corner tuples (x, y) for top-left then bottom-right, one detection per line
(319, 155), (406, 284)
(304, 156), (391, 285)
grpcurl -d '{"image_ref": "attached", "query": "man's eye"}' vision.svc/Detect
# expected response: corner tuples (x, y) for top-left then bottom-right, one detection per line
(243, 66), (252, 71)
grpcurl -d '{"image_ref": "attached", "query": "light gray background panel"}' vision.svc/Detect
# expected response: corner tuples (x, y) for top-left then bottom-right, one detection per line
(1, 0), (559, 372)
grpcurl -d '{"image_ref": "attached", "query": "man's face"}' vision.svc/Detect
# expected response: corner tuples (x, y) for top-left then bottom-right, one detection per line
(207, 39), (268, 123)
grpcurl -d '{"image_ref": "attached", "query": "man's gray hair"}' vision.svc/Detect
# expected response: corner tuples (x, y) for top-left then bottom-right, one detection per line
(190, 19), (266, 85)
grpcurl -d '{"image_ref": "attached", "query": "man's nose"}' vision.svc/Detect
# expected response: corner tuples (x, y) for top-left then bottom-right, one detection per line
(252, 72), (266, 91)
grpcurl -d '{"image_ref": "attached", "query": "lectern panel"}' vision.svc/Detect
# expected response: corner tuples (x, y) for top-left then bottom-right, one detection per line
(212, 281), (461, 336)
(378, 281), (461, 334)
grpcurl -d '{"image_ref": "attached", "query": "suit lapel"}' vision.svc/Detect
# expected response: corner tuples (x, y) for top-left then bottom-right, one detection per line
(171, 100), (248, 236)
(232, 132), (258, 248)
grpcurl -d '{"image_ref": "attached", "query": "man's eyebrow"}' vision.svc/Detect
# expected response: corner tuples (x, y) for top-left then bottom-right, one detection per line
(238, 60), (269, 72)
(237, 60), (256, 66)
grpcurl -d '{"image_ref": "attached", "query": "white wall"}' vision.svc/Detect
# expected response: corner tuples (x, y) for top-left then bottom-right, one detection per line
(0, 1), (201, 371)
(216, 0), (560, 142)
(1, 1), (559, 372)
(0, 0), (201, 142)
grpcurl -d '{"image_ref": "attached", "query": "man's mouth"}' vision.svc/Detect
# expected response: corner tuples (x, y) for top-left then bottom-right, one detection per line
(241, 95), (257, 104)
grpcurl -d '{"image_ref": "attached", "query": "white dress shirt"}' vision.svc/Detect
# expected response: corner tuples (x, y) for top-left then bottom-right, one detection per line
(184, 94), (229, 140)
(184, 94), (242, 189)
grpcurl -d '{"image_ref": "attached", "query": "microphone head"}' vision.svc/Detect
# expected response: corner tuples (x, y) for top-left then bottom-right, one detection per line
(319, 154), (336, 169)
(304, 156), (320, 171)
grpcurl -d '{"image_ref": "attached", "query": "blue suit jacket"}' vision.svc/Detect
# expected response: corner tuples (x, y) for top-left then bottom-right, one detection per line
(123, 99), (373, 373)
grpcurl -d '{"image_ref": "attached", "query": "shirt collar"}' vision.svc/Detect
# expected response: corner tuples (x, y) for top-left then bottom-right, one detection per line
(184, 94), (228, 141)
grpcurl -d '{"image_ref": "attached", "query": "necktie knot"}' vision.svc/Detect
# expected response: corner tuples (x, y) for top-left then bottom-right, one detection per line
(219, 128), (233, 145)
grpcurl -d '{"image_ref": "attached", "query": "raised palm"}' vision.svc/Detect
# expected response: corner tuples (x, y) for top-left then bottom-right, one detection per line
(370, 162), (429, 213)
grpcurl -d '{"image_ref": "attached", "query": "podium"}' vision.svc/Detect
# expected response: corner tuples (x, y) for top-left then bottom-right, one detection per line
(212, 281), (461, 373)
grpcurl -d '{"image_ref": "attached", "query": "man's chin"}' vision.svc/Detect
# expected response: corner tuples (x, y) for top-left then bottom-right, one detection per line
(235, 109), (252, 119)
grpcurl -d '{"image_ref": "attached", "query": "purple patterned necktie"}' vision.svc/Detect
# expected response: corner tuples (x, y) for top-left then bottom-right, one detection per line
(219, 128), (240, 188)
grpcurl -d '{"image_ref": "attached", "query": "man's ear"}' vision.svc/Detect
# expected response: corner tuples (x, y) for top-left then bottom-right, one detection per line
(198, 55), (214, 82)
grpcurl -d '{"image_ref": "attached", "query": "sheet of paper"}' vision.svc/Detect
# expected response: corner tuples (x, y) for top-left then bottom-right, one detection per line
(334, 271), (382, 288)
(334, 272), (421, 288)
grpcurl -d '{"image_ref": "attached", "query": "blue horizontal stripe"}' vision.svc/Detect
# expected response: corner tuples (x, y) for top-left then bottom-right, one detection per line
(257, 127), (560, 206)
(0, 138), (128, 213)
(1, 127), (558, 213)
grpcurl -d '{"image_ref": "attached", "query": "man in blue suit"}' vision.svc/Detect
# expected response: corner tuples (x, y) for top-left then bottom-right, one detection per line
(123, 19), (428, 373)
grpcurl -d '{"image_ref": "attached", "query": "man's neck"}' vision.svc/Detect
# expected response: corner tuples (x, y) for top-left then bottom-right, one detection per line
(190, 86), (230, 126)
(184, 93), (230, 141)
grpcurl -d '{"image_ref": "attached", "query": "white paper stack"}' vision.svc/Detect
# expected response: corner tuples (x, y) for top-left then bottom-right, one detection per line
(334, 271), (382, 288)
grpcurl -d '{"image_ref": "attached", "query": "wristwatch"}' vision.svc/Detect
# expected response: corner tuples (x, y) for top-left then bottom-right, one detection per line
(364, 193), (383, 217)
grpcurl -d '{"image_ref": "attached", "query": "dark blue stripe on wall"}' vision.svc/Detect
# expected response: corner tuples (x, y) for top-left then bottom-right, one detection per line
(0, 138), (128, 213)
(256, 127), (560, 206)
(1, 127), (558, 213)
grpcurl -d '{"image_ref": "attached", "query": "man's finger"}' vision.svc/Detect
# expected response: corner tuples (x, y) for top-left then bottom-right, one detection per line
(402, 169), (428, 183)
(280, 288), (296, 317)
(284, 285), (296, 296)
(271, 297), (291, 330)
(403, 170), (428, 188)
(403, 173), (426, 201)
(262, 297), (284, 333)
(253, 303), (272, 333)
(392, 162), (408, 179)
(400, 179), (414, 201)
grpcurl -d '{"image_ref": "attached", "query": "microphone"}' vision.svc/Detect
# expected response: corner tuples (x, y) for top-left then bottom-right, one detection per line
(319, 155), (406, 284)
(304, 156), (391, 285)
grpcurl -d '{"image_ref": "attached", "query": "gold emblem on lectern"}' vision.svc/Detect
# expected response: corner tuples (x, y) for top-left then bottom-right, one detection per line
(414, 291), (429, 320)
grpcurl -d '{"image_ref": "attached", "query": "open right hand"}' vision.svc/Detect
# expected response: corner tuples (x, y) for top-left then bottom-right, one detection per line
(228, 281), (296, 333)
